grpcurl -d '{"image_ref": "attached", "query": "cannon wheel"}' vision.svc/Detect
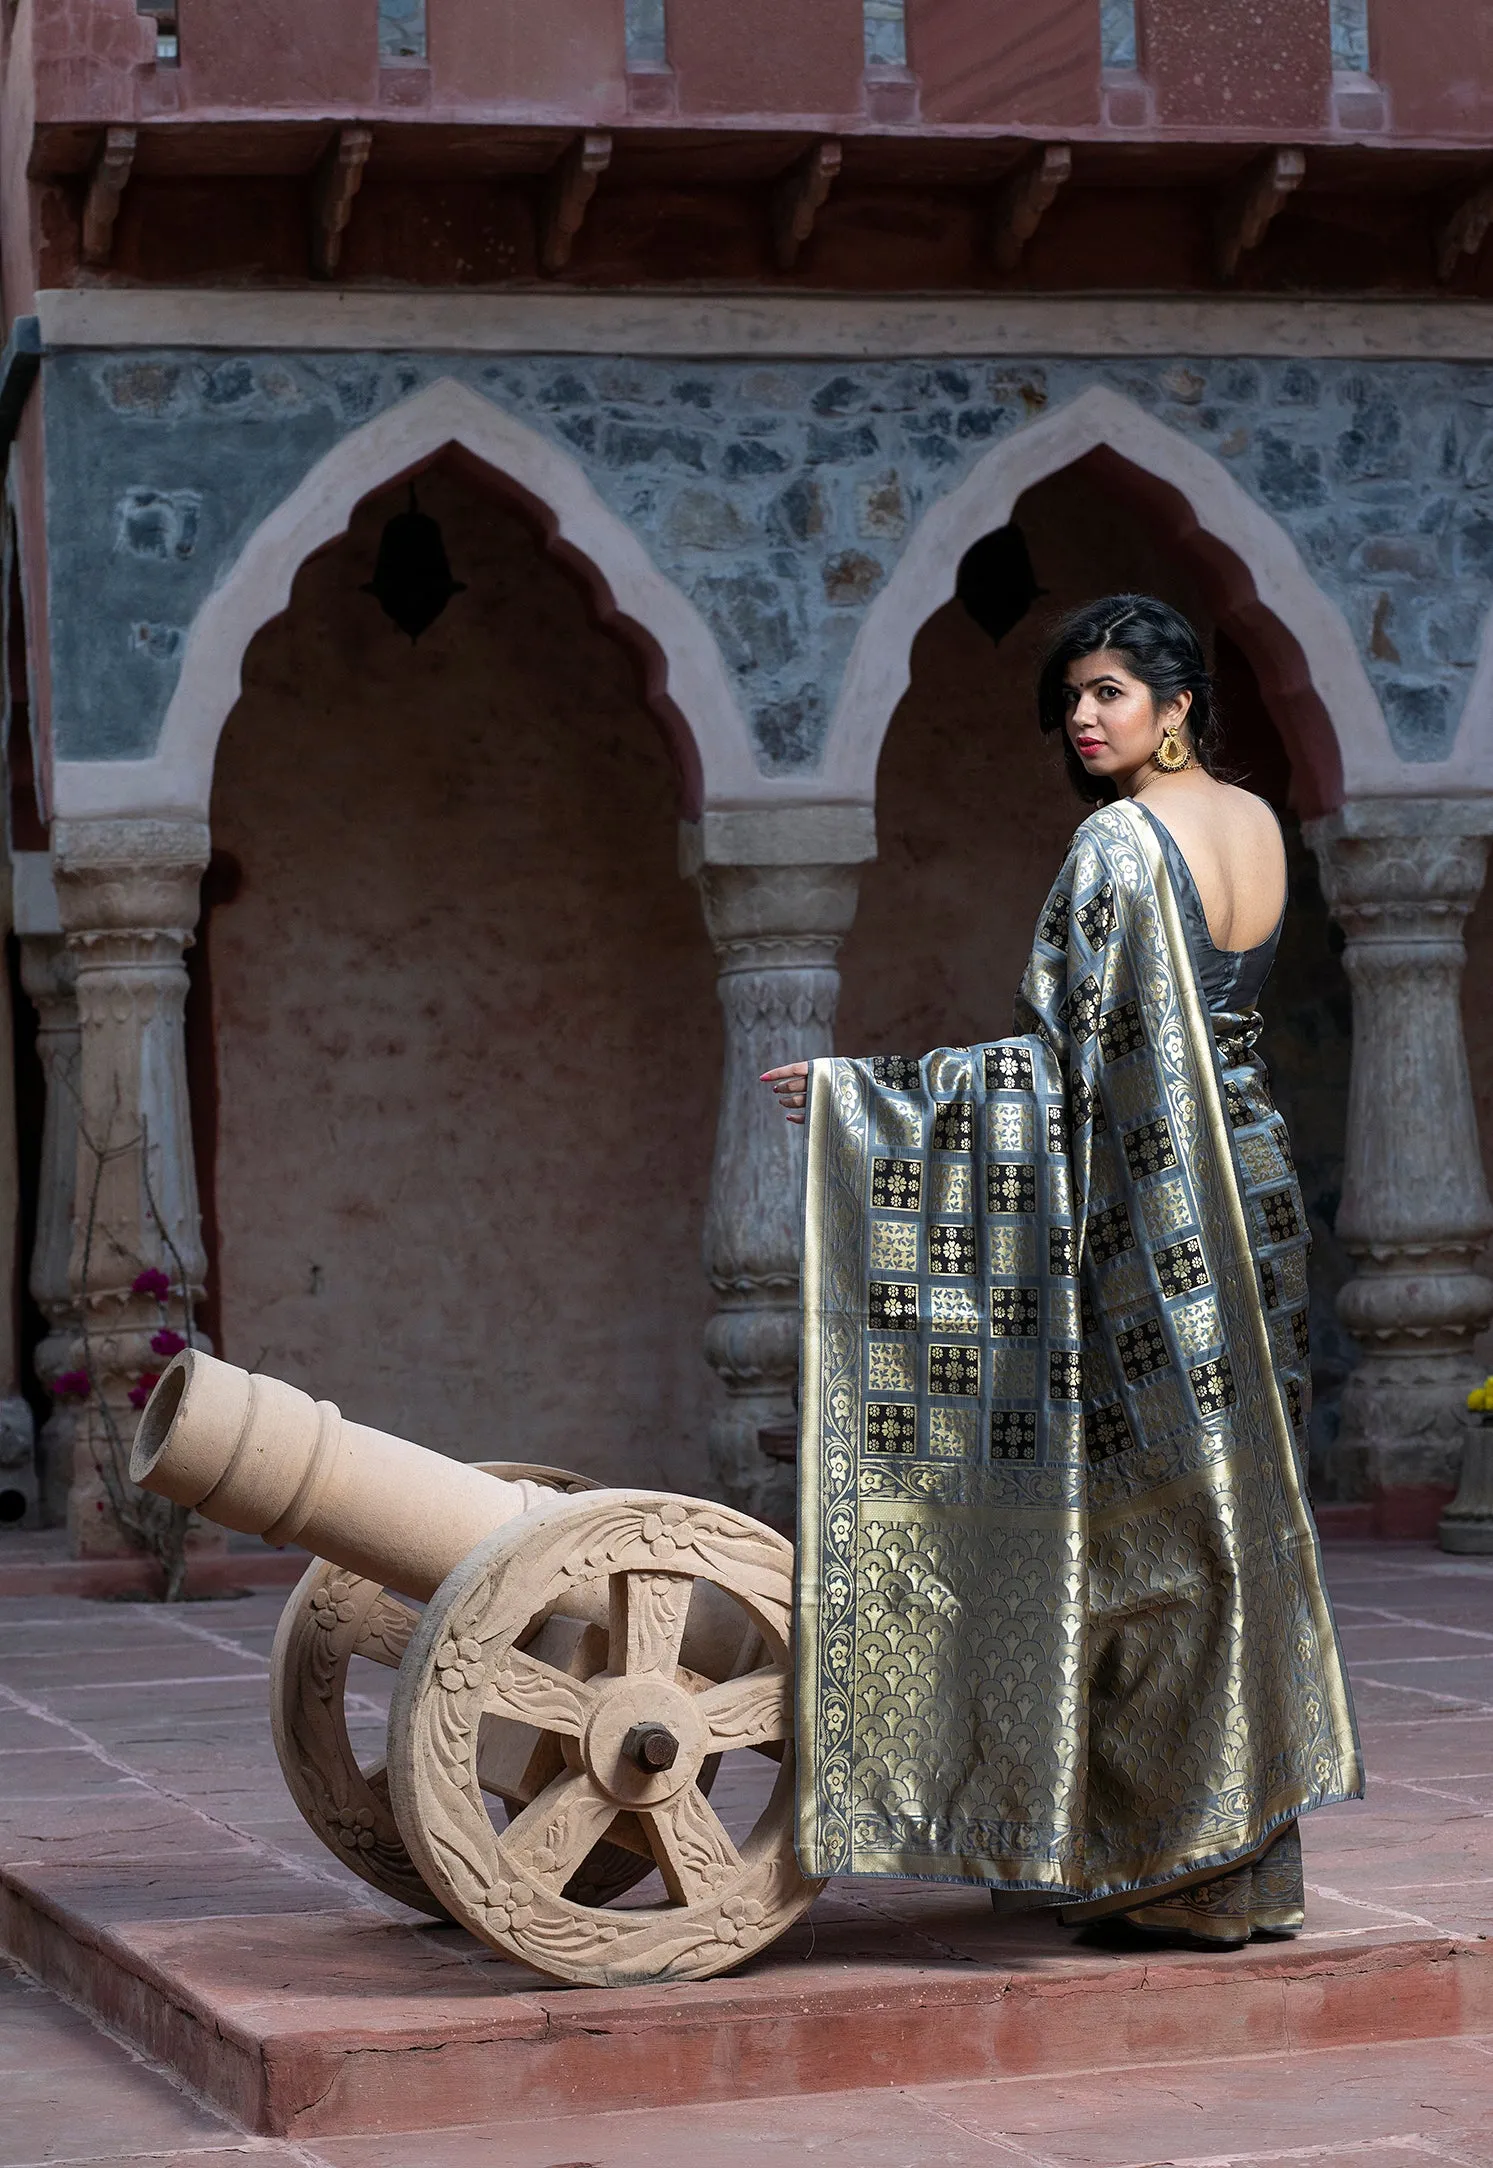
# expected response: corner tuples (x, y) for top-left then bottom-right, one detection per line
(268, 1465), (740, 1917)
(386, 1489), (821, 1987)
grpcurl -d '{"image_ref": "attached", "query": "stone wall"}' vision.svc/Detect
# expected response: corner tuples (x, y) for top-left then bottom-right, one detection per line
(41, 349), (1493, 771)
(203, 466), (721, 1488)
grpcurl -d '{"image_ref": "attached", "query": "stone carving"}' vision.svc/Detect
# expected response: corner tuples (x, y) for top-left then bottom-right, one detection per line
(132, 1351), (819, 1985)
(1307, 802), (1493, 1509)
(16, 925), (81, 1526)
(52, 818), (211, 1554)
(388, 1488), (812, 1986)
(695, 860), (861, 1527)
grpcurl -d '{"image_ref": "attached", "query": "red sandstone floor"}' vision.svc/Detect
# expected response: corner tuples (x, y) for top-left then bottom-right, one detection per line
(1, 1540), (1492, 2164)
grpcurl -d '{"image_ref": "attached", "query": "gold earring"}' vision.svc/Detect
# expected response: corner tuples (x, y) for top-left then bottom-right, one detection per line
(1154, 724), (1193, 773)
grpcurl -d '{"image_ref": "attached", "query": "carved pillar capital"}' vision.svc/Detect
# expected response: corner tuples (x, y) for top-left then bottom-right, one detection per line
(693, 856), (865, 1528)
(1305, 797), (1493, 1523)
(47, 819), (212, 1557)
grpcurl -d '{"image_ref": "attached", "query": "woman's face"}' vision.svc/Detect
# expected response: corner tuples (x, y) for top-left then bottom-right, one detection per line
(1062, 648), (1190, 788)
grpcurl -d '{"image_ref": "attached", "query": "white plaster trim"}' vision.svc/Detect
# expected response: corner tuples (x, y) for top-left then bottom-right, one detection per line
(50, 376), (764, 823)
(34, 288), (1493, 361)
(824, 383), (1415, 805)
(1447, 602), (1493, 797)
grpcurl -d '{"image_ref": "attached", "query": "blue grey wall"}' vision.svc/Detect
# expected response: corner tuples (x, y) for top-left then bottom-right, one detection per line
(41, 347), (1493, 770)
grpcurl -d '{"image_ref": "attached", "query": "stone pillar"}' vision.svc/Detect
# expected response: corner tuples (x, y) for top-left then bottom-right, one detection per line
(0, 843), (37, 1528)
(51, 818), (214, 1558)
(1306, 798), (1493, 1537)
(685, 807), (873, 1532)
(13, 854), (80, 1527)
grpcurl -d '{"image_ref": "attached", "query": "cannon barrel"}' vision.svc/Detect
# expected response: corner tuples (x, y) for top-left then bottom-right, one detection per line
(131, 1350), (555, 1602)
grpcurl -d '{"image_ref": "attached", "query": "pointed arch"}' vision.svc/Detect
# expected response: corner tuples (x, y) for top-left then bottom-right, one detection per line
(1450, 596), (1493, 792)
(51, 377), (761, 821)
(821, 384), (1406, 817)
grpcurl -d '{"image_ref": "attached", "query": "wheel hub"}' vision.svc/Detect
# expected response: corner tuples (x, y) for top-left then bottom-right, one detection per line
(581, 1673), (706, 1805)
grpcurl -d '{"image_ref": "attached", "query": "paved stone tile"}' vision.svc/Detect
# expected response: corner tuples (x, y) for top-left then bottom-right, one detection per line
(0, 1710), (75, 1749)
(5, 1549), (1493, 2156)
(0, 1749), (148, 1800)
(45, 1677), (275, 1723)
(0, 1965), (239, 2165)
(0, 1650), (269, 1693)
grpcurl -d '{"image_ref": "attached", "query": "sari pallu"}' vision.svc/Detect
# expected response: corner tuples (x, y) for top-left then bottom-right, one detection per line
(796, 797), (1362, 1901)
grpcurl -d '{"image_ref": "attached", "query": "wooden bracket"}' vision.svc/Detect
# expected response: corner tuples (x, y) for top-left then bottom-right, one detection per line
(81, 127), (137, 267)
(310, 125), (373, 281)
(1437, 174), (1493, 284)
(991, 144), (1071, 273)
(540, 132), (612, 275)
(771, 139), (842, 272)
(1215, 147), (1304, 281)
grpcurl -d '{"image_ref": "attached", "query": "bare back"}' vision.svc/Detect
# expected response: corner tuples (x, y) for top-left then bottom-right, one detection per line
(1132, 777), (1286, 952)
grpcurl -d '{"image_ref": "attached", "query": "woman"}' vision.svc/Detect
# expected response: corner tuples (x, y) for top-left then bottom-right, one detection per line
(763, 595), (1361, 1949)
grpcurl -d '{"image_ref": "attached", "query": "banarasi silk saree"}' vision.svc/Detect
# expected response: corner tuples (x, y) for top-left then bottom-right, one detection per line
(795, 797), (1363, 1913)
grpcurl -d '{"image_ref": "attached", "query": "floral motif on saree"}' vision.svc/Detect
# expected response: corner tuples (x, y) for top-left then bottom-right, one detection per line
(796, 799), (1362, 1899)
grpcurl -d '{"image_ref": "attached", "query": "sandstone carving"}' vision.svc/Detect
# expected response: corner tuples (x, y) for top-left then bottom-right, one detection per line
(132, 1349), (820, 1985)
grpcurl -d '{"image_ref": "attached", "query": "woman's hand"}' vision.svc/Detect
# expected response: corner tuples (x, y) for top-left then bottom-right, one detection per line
(762, 1061), (810, 1124)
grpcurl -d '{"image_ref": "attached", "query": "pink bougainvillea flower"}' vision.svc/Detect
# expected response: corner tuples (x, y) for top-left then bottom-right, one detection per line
(150, 1328), (187, 1359)
(54, 1368), (91, 1401)
(132, 1268), (171, 1300)
(127, 1370), (163, 1410)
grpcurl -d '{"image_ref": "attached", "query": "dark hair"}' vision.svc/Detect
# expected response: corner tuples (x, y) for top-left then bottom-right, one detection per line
(1036, 594), (1222, 804)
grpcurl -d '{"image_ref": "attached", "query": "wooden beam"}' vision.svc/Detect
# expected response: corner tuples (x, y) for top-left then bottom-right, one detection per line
(1215, 147), (1305, 281)
(540, 132), (612, 276)
(771, 140), (842, 273)
(80, 127), (137, 267)
(1437, 174), (1493, 284)
(991, 144), (1071, 273)
(310, 125), (372, 282)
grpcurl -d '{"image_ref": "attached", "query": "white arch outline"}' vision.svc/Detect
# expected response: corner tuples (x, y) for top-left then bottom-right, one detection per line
(1447, 601), (1493, 793)
(819, 384), (1411, 808)
(50, 376), (764, 821)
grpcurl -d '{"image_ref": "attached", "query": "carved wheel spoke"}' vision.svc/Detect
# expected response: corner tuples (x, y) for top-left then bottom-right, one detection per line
(484, 1648), (598, 1738)
(352, 1592), (418, 1669)
(642, 1784), (743, 1907)
(696, 1666), (791, 1754)
(610, 1568), (693, 1678)
(501, 1769), (622, 1893)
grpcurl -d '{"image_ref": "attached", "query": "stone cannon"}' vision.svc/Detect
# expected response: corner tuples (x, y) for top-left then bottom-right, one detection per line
(131, 1350), (819, 1987)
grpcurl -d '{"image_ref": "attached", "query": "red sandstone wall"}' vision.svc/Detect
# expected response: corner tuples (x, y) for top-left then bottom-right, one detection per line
(206, 468), (720, 1490)
(1143, 0), (1332, 132)
(17, 0), (1493, 138)
(907, 0), (1100, 130)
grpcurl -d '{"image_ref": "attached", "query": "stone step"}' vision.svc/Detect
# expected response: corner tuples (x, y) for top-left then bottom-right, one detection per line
(3, 1853), (1490, 2141)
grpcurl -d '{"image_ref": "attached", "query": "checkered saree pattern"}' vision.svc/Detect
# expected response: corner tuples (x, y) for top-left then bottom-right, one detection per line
(796, 801), (1361, 1897)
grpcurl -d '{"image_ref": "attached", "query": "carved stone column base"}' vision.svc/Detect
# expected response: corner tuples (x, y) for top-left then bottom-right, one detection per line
(1441, 1418), (1493, 1554)
(704, 1297), (800, 1532)
(0, 1396), (38, 1528)
(1331, 1351), (1480, 1537)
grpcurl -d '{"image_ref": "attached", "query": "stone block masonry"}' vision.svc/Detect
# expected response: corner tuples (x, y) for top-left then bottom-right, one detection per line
(44, 347), (1493, 774)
